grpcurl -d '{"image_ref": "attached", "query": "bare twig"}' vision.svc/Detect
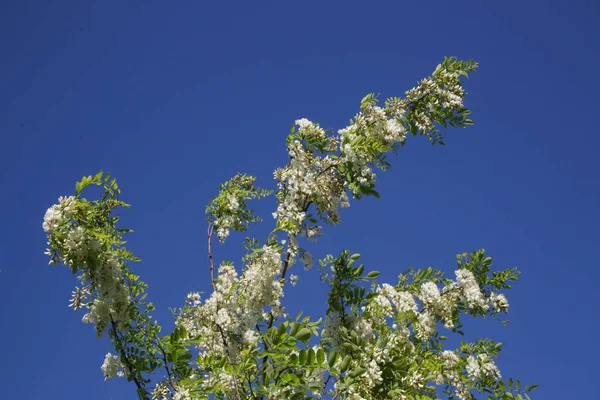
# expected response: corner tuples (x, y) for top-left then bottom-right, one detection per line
(207, 224), (216, 290)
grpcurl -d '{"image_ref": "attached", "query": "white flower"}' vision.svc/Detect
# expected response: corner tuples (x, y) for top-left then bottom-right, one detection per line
(466, 353), (501, 381)
(186, 292), (201, 308)
(101, 353), (122, 380)
(455, 269), (487, 310)
(295, 118), (313, 130)
(440, 350), (460, 367)
(43, 196), (76, 233)
(420, 281), (441, 305)
(152, 382), (169, 400)
(416, 311), (436, 340)
(489, 292), (509, 312)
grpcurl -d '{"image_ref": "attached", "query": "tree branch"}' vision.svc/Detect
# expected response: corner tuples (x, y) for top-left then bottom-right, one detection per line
(216, 323), (244, 400)
(154, 337), (178, 392)
(109, 317), (144, 393)
(207, 224), (216, 291)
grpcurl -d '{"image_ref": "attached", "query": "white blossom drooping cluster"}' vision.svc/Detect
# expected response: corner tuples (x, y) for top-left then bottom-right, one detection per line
(365, 269), (503, 344)
(372, 283), (418, 322)
(273, 119), (349, 237)
(455, 269), (488, 310)
(419, 281), (441, 305)
(489, 292), (509, 313)
(323, 310), (343, 350)
(206, 173), (268, 244)
(81, 255), (131, 337)
(214, 194), (241, 242)
(436, 350), (471, 400)
(43, 196), (131, 338)
(101, 353), (124, 380)
(338, 104), (407, 196)
(466, 353), (501, 382)
(177, 245), (284, 362)
(42, 196), (76, 234)
(404, 70), (466, 132)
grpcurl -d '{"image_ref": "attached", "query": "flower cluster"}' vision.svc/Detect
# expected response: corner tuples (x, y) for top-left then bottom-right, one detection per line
(205, 173), (271, 243)
(42, 196), (76, 234)
(101, 353), (124, 380)
(273, 122), (348, 232)
(177, 245), (284, 362)
(466, 353), (501, 382)
(45, 58), (535, 400)
(43, 196), (131, 337)
(324, 261), (513, 398)
(338, 104), (406, 196)
(456, 269), (488, 310)
(404, 69), (466, 133)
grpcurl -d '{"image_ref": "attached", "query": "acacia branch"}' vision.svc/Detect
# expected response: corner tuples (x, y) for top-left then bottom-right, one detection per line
(207, 224), (216, 290)
(216, 323), (244, 400)
(154, 337), (177, 392)
(109, 317), (144, 392)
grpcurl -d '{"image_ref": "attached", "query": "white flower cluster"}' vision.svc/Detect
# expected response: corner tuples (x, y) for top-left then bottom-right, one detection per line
(489, 292), (509, 313)
(455, 269), (488, 310)
(466, 353), (501, 382)
(186, 292), (201, 308)
(273, 119), (349, 240)
(178, 245), (284, 362)
(367, 269), (503, 344)
(152, 382), (170, 400)
(82, 256), (131, 337)
(404, 71), (466, 132)
(173, 385), (192, 400)
(42, 196), (76, 233)
(100, 353), (124, 380)
(419, 281), (441, 305)
(373, 283), (418, 321)
(338, 105), (406, 195)
(61, 226), (100, 266)
(214, 194), (241, 242)
(323, 310), (343, 350)
(43, 196), (131, 337)
(437, 350), (471, 399)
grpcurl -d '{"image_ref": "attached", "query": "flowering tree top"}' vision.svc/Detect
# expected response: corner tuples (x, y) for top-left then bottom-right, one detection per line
(43, 57), (537, 400)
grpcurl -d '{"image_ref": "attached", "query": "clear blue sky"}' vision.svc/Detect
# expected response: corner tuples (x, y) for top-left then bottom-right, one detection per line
(1, 0), (598, 398)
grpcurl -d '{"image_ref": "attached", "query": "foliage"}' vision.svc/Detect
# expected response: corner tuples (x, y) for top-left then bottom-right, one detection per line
(42, 57), (536, 399)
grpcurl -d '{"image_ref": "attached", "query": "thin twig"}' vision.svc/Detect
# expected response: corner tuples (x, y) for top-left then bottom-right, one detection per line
(109, 317), (144, 392)
(207, 224), (216, 290)
(155, 337), (177, 392)
(216, 324), (244, 400)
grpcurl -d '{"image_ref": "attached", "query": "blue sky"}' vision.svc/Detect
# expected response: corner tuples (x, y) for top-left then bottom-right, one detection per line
(1, 0), (598, 398)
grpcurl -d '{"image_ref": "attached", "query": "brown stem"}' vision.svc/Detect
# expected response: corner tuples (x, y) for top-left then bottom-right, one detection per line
(216, 324), (244, 400)
(207, 224), (216, 291)
(155, 337), (177, 392)
(109, 317), (144, 392)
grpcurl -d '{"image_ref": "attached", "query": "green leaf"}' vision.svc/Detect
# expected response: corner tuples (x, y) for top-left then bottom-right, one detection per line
(340, 355), (351, 372)
(296, 328), (311, 343)
(316, 349), (325, 366)
(365, 270), (380, 279)
(328, 351), (340, 368)
(307, 349), (315, 365)
(299, 349), (307, 364)
(348, 367), (366, 378)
